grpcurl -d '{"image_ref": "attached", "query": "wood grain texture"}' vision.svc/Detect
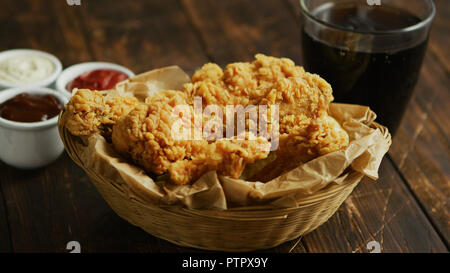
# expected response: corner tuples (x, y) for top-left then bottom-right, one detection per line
(1, 155), (95, 251)
(287, 0), (450, 248)
(428, 0), (450, 73)
(0, 186), (12, 252)
(77, 0), (208, 74)
(0, 0), (207, 253)
(389, 52), (450, 244)
(175, 0), (448, 253)
(0, 0), (447, 253)
(300, 160), (446, 253)
(180, 0), (304, 65)
(0, 0), (97, 252)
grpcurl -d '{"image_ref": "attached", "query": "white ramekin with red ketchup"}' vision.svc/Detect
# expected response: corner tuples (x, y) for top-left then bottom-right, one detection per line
(55, 62), (135, 95)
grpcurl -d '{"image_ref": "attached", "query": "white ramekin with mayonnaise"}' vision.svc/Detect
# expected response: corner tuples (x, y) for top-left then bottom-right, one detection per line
(0, 49), (62, 90)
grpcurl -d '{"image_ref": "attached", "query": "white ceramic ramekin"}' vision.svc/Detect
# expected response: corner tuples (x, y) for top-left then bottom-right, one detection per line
(55, 62), (135, 94)
(0, 49), (62, 89)
(0, 87), (70, 169)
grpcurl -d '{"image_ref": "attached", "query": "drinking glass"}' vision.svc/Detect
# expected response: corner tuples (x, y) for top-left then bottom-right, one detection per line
(300, 0), (435, 135)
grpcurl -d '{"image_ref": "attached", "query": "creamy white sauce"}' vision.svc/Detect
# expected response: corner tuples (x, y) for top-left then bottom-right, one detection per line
(0, 55), (55, 84)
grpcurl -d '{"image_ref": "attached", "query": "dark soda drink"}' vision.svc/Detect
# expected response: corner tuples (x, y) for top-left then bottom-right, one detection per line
(301, 3), (429, 135)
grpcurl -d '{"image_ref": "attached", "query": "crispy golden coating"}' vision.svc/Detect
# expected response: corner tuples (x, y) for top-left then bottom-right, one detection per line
(251, 116), (350, 181)
(112, 90), (270, 185)
(61, 89), (140, 138)
(182, 54), (349, 180)
(184, 54), (333, 114)
(61, 54), (349, 184)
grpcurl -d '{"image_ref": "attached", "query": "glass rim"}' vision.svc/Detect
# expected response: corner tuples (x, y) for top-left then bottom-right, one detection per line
(299, 0), (436, 35)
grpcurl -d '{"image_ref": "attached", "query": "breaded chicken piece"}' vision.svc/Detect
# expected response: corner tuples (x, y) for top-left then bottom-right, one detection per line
(184, 54), (333, 114)
(62, 55), (348, 184)
(112, 90), (271, 185)
(183, 54), (349, 181)
(251, 115), (349, 181)
(61, 89), (140, 138)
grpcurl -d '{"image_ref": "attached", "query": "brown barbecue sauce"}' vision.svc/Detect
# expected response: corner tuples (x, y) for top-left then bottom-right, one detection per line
(0, 93), (63, 123)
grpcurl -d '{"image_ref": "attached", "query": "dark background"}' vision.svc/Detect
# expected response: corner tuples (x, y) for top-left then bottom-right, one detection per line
(0, 0), (448, 253)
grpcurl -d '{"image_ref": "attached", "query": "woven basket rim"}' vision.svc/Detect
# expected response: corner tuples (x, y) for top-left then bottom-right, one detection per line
(58, 109), (390, 214)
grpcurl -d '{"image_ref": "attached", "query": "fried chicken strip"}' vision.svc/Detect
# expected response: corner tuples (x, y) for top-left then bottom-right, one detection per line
(182, 54), (349, 180)
(61, 54), (349, 184)
(112, 90), (271, 185)
(61, 89), (140, 138)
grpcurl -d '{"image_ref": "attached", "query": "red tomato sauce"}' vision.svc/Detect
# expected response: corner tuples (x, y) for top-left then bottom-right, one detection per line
(66, 69), (129, 91)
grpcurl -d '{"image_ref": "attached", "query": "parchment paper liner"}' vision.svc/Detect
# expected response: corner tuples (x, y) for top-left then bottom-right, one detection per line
(68, 66), (391, 210)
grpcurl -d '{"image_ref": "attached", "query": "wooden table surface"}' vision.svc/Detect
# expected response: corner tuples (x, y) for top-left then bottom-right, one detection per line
(0, 0), (448, 253)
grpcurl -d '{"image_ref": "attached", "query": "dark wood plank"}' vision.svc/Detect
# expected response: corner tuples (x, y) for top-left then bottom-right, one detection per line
(300, 160), (446, 253)
(0, 0), (208, 253)
(77, 0), (208, 74)
(287, 0), (450, 247)
(428, 0), (450, 73)
(0, 0), (94, 252)
(51, 0), (93, 66)
(0, 0), (92, 252)
(1, 155), (92, 251)
(1, 153), (194, 253)
(0, 0), (17, 246)
(413, 54), (450, 138)
(0, 186), (12, 252)
(182, 0), (447, 253)
(0, 0), (105, 252)
(0, 0), (89, 66)
(180, 0), (304, 66)
(389, 52), (450, 244)
(1, 0), (447, 253)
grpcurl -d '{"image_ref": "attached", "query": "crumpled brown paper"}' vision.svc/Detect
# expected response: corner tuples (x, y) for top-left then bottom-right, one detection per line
(115, 66), (191, 101)
(75, 66), (391, 210)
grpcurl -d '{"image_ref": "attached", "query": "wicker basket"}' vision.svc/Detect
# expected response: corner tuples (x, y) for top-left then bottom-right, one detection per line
(58, 111), (391, 252)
